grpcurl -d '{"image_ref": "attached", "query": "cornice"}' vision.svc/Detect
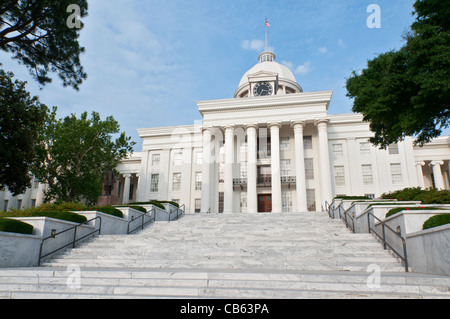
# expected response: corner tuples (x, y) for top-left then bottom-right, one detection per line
(197, 90), (333, 115)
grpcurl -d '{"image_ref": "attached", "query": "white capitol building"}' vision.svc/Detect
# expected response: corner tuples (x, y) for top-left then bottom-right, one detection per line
(2, 51), (450, 213)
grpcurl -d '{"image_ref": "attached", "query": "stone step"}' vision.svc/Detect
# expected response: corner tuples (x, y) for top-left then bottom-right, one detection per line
(0, 268), (448, 299)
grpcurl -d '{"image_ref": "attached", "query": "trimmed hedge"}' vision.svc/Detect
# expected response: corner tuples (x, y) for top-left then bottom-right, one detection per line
(0, 211), (87, 223)
(333, 196), (370, 200)
(90, 206), (123, 218)
(385, 207), (442, 218)
(381, 188), (450, 204)
(423, 214), (450, 230)
(0, 218), (34, 235)
(129, 201), (165, 210)
(115, 205), (147, 213)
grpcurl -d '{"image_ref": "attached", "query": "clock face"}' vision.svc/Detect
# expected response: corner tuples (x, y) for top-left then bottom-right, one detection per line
(253, 82), (273, 96)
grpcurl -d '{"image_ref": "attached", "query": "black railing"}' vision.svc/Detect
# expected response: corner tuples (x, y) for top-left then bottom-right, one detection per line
(368, 212), (409, 272)
(127, 208), (156, 234)
(38, 216), (102, 266)
(169, 204), (185, 221)
(341, 207), (355, 233)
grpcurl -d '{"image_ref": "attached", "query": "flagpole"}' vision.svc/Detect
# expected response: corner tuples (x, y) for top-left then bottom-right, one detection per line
(265, 17), (268, 51)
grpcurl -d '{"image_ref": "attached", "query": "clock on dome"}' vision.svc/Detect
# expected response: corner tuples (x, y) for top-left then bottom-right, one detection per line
(253, 81), (273, 96)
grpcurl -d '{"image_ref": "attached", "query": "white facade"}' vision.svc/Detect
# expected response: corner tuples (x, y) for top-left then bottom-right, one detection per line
(2, 51), (450, 214)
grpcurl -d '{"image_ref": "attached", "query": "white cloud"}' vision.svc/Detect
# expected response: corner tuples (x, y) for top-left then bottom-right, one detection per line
(318, 46), (327, 54)
(295, 61), (312, 75)
(242, 39), (265, 52)
(282, 61), (312, 75)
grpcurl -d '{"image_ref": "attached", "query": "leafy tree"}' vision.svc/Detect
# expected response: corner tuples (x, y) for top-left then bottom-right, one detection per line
(0, 0), (88, 90)
(346, 0), (449, 148)
(32, 108), (135, 204)
(0, 69), (47, 195)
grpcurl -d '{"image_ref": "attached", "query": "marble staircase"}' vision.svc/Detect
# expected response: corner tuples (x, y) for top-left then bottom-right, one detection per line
(1, 212), (449, 299)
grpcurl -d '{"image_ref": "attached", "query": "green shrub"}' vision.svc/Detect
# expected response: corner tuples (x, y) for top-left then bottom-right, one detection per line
(36, 202), (87, 212)
(381, 187), (425, 201)
(423, 214), (450, 230)
(129, 201), (165, 210)
(0, 211), (87, 223)
(386, 207), (442, 218)
(0, 218), (34, 235)
(157, 201), (180, 208)
(333, 196), (370, 200)
(115, 205), (147, 213)
(91, 206), (123, 218)
(380, 188), (450, 204)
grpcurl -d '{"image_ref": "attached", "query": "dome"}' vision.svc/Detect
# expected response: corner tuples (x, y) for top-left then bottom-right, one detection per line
(238, 54), (296, 88)
(235, 51), (303, 98)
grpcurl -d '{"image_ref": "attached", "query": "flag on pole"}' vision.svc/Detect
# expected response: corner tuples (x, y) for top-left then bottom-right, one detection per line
(265, 17), (270, 28)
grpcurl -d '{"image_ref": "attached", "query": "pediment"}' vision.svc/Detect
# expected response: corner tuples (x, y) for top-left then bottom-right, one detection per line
(247, 70), (278, 82)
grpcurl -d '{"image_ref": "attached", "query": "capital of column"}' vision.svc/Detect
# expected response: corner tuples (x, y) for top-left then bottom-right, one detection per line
(223, 124), (236, 131)
(268, 121), (282, 130)
(314, 118), (330, 132)
(123, 173), (132, 179)
(429, 160), (444, 167)
(415, 161), (425, 167)
(244, 123), (259, 131)
(291, 120), (306, 133)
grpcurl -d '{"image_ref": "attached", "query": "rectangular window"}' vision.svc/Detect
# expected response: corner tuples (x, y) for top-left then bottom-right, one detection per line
(3, 200), (8, 212)
(34, 180), (39, 189)
(360, 142), (371, 157)
(334, 165), (345, 187)
(152, 154), (160, 167)
(282, 190), (292, 212)
(332, 144), (343, 159)
(196, 151), (203, 165)
(362, 165), (373, 185)
(150, 174), (159, 193)
(303, 136), (313, 149)
(195, 172), (202, 191)
(17, 199), (22, 210)
(305, 158), (314, 180)
(391, 163), (403, 185)
(172, 173), (181, 191)
(306, 189), (316, 212)
(31, 199), (36, 208)
(173, 151), (182, 166)
(280, 137), (290, 151)
(281, 159), (291, 177)
(195, 199), (201, 213)
(388, 143), (399, 155)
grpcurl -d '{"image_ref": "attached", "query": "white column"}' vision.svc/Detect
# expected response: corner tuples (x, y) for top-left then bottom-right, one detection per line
(429, 161), (445, 189)
(224, 125), (235, 214)
(415, 162), (425, 188)
(246, 124), (258, 213)
(269, 122), (282, 213)
(315, 119), (333, 207)
(201, 128), (212, 213)
(122, 174), (132, 204)
(292, 120), (308, 212)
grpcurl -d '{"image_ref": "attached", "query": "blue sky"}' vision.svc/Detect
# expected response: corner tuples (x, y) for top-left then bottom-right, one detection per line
(1, 0), (421, 150)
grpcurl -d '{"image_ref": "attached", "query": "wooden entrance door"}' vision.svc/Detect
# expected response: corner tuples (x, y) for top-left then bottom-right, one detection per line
(258, 194), (272, 213)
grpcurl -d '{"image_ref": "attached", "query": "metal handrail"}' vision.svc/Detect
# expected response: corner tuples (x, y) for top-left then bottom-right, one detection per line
(341, 207), (355, 233)
(368, 212), (409, 272)
(169, 204), (185, 221)
(38, 216), (102, 266)
(127, 207), (156, 234)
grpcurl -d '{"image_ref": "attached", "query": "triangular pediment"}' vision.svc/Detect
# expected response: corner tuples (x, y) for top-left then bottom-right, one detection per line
(247, 70), (278, 81)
